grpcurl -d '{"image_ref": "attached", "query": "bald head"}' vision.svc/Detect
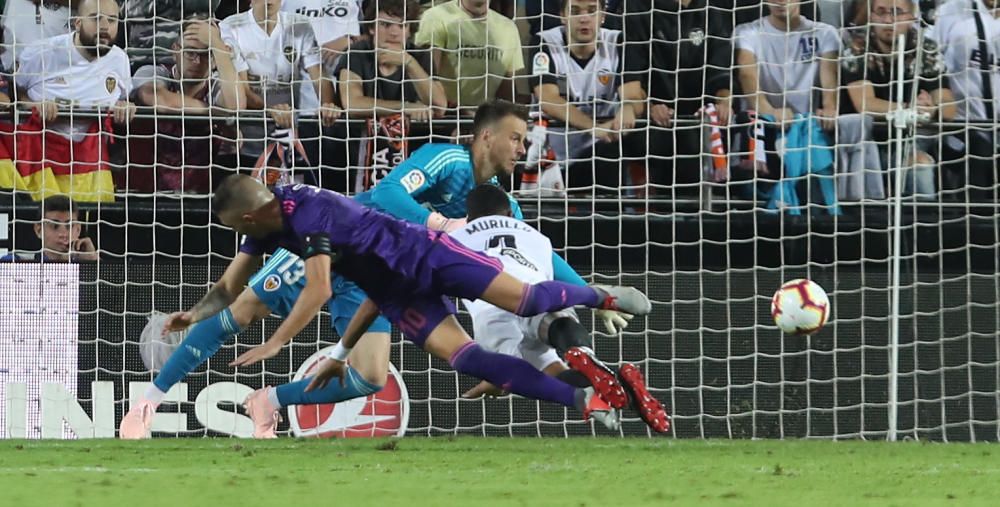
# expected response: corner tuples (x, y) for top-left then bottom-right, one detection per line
(74, 0), (119, 58)
(214, 175), (273, 215)
(214, 175), (282, 237)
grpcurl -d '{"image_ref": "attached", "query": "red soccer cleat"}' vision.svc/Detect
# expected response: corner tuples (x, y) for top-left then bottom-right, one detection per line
(618, 363), (670, 434)
(565, 347), (629, 409)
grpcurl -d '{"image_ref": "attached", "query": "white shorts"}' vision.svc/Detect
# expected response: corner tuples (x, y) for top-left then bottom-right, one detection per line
(470, 307), (578, 371)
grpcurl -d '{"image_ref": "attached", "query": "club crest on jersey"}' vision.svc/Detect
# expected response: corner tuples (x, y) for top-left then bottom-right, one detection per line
(263, 274), (281, 292)
(105, 76), (117, 94)
(401, 169), (425, 193)
(597, 71), (612, 86)
(284, 46), (298, 64)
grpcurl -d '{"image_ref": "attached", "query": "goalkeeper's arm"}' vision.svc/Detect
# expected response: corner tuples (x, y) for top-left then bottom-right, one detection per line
(187, 252), (260, 323)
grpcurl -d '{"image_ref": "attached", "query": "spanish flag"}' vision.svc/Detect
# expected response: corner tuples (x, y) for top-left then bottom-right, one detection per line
(0, 111), (116, 202)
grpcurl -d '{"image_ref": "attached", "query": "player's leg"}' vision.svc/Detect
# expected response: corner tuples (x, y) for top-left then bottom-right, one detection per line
(534, 311), (669, 432)
(243, 277), (393, 438)
(120, 249), (300, 439)
(394, 296), (597, 413)
(431, 234), (651, 316)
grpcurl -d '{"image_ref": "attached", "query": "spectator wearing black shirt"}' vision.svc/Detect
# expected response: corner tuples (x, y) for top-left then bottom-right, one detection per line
(621, 0), (733, 190)
(336, 0), (445, 120)
(0, 195), (98, 263)
(841, 0), (954, 198)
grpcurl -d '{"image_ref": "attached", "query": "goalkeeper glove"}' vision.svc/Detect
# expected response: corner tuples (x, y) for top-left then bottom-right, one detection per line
(426, 212), (467, 232)
(595, 309), (633, 334)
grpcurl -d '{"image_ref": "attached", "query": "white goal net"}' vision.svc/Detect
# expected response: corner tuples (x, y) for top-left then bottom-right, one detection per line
(0, 0), (999, 441)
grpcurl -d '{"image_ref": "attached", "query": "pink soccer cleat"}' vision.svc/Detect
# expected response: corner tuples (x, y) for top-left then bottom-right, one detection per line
(244, 387), (282, 439)
(119, 399), (156, 439)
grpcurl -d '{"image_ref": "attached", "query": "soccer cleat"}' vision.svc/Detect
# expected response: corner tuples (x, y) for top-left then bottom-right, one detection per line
(618, 363), (670, 434)
(564, 346), (629, 409)
(593, 285), (652, 316)
(244, 387), (282, 439)
(119, 398), (156, 439)
(585, 394), (621, 431)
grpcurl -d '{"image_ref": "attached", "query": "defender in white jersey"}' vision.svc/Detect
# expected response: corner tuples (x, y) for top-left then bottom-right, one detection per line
(451, 185), (671, 433)
(220, 0), (339, 161)
(733, 0), (839, 126)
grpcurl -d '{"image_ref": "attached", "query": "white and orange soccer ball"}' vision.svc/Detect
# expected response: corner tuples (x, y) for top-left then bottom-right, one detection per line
(771, 279), (830, 335)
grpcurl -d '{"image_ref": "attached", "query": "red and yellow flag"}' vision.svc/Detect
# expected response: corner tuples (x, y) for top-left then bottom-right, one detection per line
(0, 112), (116, 202)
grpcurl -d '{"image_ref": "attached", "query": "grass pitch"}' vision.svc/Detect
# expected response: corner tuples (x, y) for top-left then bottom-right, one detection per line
(0, 438), (995, 506)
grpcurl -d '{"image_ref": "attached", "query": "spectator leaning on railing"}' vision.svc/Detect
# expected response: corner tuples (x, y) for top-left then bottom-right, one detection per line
(932, 0), (1000, 201)
(841, 0), (954, 200)
(336, 0), (445, 191)
(127, 16), (246, 194)
(532, 0), (646, 193)
(219, 0), (341, 174)
(414, 0), (523, 111)
(0, 0), (135, 203)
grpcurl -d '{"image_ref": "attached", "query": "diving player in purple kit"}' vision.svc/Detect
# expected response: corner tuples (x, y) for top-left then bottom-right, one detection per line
(212, 174), (652, 416)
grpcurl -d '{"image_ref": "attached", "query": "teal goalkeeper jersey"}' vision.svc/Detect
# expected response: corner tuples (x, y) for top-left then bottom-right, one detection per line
(356, 143), (523, 221)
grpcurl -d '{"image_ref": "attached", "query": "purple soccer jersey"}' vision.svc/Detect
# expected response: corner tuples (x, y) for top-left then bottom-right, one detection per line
(239, 184), (503, 345)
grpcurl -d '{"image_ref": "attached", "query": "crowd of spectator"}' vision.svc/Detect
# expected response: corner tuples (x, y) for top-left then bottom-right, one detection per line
(0, 0), (997, 205)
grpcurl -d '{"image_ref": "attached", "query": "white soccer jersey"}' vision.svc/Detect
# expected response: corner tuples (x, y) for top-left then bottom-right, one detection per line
(1, 0), (70, 69)
(930, 0), (1000, 120)
(537, 26), (623, 163)
(733, 16), (840, 114)
(16, 33), (132, 141)
(282, 0), (361, 113)
(450, 215), (563, 370)
(220, 10), (322, 153)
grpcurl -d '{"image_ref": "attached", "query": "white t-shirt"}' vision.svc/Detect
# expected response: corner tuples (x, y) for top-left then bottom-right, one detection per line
(450, 215), (554, 317)
(929, 0), (1000, 120)
(734, 16), (840, 114)
(16, 33), (132, 141)
(282, 0), (361, 113)
(220, 10), (322, 154)
(1, 0), (71, 70)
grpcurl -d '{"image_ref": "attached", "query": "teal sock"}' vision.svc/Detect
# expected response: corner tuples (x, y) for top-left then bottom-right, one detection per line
(274, 367), (382, 407)
(152, 309), (242, 393)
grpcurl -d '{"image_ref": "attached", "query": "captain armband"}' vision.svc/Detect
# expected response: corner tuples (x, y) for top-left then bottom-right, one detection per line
(301, 234), (333, 259)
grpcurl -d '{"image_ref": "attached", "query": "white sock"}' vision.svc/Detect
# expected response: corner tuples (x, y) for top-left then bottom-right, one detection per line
(143, 385), (166, 407)
(266, 387), (283, 409)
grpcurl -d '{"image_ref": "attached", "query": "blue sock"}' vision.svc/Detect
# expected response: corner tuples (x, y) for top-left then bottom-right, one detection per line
(152, 309), (242, 393)
(274, 367), (382, 407)
(514, 281), (601, 316)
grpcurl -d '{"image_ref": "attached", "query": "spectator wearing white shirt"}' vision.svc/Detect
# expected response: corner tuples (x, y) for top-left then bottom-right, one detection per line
(219, 0), (341, 169)
(1, 0), (72, 71)
(933, 0), (1000, 200)
(4, 0), (135, 202)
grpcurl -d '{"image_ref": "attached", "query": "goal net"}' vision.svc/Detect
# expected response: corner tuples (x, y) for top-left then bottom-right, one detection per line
(1, 0), (999, 441)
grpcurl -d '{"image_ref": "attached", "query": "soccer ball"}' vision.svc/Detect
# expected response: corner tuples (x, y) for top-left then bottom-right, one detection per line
(770, 279), (830, 335)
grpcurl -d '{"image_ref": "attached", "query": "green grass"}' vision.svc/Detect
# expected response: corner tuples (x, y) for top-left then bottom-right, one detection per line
(0, 438), (996, 506)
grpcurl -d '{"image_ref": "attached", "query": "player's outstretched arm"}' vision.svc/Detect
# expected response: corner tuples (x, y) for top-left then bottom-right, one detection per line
(165, 252), (260, 332)
(229, 254), (332, 366)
